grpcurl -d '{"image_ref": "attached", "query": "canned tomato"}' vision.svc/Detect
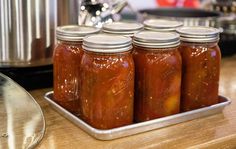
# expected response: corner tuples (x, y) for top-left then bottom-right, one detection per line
(176, 26), (221, 111)
(81, 34), (134, 129)
(133, 31), (182, 122)
(53, 25), (100, 115)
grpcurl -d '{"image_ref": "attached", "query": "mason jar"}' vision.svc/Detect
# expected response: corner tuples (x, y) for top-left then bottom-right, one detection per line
(176, 26), (221, 111)
(53, 25), (100, 115)
(80, 34), (134, 129)
(133, 31), (182, 122)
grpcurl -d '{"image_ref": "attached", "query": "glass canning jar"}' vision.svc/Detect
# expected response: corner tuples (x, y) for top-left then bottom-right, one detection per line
(176, 26), (221, 112)
(133, 31), (182, 122)
(53, 25), (100, 115)
(80, 34), (134, 129)
(143, 19), (183, 32)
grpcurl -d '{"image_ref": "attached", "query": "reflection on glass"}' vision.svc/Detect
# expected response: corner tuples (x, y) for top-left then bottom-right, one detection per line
(0, 73), (45, 149)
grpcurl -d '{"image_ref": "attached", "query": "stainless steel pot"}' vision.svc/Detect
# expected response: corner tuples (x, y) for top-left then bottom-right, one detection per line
(0, 0), (79, 68)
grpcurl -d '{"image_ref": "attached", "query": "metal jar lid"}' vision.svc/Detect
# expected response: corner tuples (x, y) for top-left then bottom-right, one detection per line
(176, 26), (221, 43)
(83, 34), (132, 53)
(56, 25), (100, 41)
(133, 31), (180, 49)
(144, 19), (183, 32)
(102, 22), (144, 36)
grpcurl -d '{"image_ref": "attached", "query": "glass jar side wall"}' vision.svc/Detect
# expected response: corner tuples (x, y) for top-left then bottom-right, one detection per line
(80, 51), (135, 129)
(133, 45), (182, 122)
(53, 40), (83, 115)
(179, 41), (221, 111)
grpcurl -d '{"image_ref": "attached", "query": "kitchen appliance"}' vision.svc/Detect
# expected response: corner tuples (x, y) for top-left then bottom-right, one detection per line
(0, 0), (79, 89)
(0, 0), (128, 68)
(0, 0), (79, 67)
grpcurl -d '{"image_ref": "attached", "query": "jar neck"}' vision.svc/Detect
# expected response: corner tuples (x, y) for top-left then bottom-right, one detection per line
(134, 45), (179, 51)
(84, 50), (131, 56)
(102, 31), (134, 37)
(180, 41), (218, 46)
(57, 39), (82, 46)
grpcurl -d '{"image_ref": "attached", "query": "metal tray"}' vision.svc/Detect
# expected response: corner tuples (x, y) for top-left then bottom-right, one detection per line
(44, 91), (231, 140)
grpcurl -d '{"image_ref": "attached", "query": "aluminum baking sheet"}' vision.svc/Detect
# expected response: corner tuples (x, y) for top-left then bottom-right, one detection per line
(44, 91), (231, 140)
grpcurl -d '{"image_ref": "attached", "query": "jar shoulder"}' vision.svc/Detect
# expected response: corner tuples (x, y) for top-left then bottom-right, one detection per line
(81, 52), (134, 69)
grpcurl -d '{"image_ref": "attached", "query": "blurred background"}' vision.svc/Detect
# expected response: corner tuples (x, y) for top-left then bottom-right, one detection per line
(126, 0), (201, 9)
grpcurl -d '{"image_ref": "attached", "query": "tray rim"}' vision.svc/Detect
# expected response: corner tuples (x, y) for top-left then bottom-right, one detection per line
(44, 91), (231, 140)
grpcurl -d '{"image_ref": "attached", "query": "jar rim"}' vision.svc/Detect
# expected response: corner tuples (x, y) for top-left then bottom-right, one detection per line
(56, 25), (100, 41)
(176, 26), (221, 42)
(102, 21), (143, 35)
(83, 34), (132, 53)
(144, 19), (183, 31)
(133, 31), (180, 49)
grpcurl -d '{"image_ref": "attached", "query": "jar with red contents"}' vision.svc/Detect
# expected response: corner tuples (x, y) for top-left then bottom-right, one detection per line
(133, 31), (182, 122)
(80, 34), (134, 129)
(176, 26), (221, 111)
(53, 25), (100, 115)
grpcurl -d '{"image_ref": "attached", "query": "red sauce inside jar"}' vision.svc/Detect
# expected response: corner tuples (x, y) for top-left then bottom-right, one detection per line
(179, 42), (221, 111)
(80, 34), (134, 129)
(53, 41), (83, 115)
(177, 26), (221, 112)
(53, 25), (100, 115)
(133, 31), (182, 122)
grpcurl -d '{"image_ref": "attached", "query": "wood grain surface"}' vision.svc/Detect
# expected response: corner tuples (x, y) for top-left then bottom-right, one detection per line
(31, 55), (236, 149)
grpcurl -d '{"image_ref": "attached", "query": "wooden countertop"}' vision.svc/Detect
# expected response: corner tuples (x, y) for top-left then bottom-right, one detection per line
(31, 55), (236, 149)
